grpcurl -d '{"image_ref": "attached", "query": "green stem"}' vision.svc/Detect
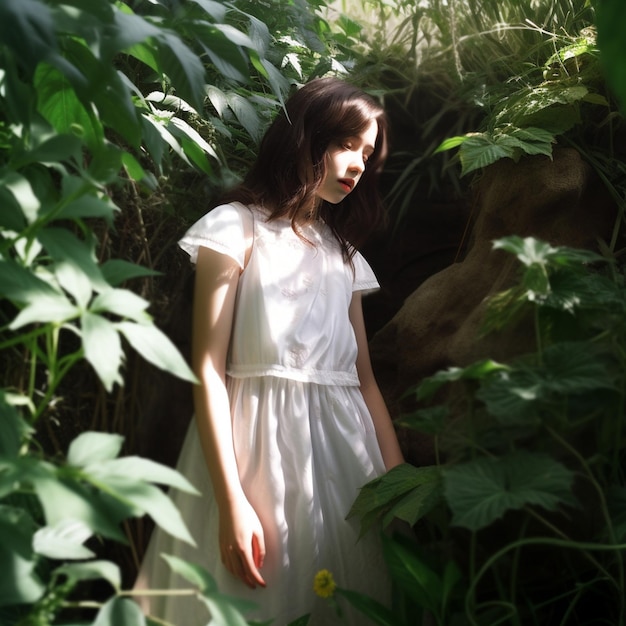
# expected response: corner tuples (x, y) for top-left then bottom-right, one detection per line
(465, 537), (626, 626)
(546, 425), (625, 620)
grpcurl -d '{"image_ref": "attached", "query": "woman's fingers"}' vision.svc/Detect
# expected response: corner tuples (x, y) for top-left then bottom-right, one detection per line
(221, 537), (266, 589)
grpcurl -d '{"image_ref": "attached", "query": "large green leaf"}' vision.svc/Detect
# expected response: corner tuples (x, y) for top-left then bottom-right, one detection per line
(444, 452), (576, 531)
(33, 518), (95, 560)
(0, 0), (57, 72)
(117, 321), (198, 384)
(60, 37), (141, 147)
(163, 556), (252, 626)
(38, 227), (108, 292)
(334, 588), (397, 626)
(11, 134), (84, 170)
(103, 9), (161, 60)
(90, 288), (151, 322)
(93, 597), (146, 626)
(67, 432), (125, 467)
(81, 312), (125, 391)
(595, 0), (626, 113)
(55, 560), (121, 590)
(34, 63), (104, 150)
(477, 342), (615, 424)
(10, 292), (79, 329)
(0, 187), (27, 231)
(85, 457), (199, 496)
(492, 236), (603, 268)
(85, 475), (195, 545)
(1, 171), (41, 223)
(155, 32), (207, 113)
(348, 464), (443, 536)
(100, 260), (161, 287)
(32, 472), (128, 543)
(53, 192), (119, 224)
(0, 505), (45, 606)
(162, 555), (218, 593)
(414, 360), (508, 401)
(381, 533), (442, 614)
(0, 393), (32, 456)
(188, 0), (226, 21)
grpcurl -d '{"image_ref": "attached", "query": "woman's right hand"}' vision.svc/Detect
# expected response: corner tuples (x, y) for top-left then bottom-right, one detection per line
(218, 495), (266, 589)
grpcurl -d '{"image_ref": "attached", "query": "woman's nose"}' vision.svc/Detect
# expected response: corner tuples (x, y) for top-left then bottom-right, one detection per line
(348, 158), (364, 174)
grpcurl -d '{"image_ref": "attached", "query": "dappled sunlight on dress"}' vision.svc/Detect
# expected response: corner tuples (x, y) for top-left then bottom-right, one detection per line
(134, 203), (390, 625)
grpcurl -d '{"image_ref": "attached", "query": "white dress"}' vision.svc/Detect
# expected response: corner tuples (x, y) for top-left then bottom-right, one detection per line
(136, 202), (390, 625)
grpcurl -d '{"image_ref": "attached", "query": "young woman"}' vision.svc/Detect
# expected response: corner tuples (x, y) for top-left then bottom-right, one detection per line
(135, 76), (404, 625)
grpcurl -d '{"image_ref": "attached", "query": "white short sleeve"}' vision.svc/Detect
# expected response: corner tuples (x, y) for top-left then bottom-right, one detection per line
(178, 203), (249, 268)
(352, 251), (380, 294)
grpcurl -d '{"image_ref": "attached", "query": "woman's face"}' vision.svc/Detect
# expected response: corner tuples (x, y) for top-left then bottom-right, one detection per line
(315, 119), (378, 205)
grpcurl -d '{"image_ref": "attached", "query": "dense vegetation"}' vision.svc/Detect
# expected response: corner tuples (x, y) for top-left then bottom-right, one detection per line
(0, 0), (624, 625)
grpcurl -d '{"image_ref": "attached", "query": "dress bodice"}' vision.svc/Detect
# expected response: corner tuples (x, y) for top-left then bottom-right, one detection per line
(179, 203), (379, 386)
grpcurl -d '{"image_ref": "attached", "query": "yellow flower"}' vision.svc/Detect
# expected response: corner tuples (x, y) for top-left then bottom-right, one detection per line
(313, 569), (336, 598)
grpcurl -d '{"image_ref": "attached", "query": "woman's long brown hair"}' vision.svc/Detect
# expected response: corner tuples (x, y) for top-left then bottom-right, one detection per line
(221, 77), (389, 262)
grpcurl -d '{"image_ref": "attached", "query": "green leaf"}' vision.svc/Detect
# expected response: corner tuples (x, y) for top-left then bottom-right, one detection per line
(156, 32), (206, 112)
(335, 588), (397, 626)
(32, 472), (128, 542)
(117, 321), (198, 384)
(67, 432), (124, 467)
(34, 63), (103, 150)
(444, 452), (576, 531)
(0, 259), (58, 301)
(396, 406), (449, 435)
(105, 9), (161, 58)
(55, 260), (93, 309)
(457, 133), (515, 176)
(0, 187), (27, 230)
(493, 236), (604, 268)
(169, 116), (218, 160)
(0, 505), (45, 606)
(12, 134), (83, 169)
(38, 227), (109, 292)
(86, 475), (195, 544)
(10, 292), (79, 329)
(55, 560), (121, 590)
(33, 519), (95, 560)
(88, 142), (124, 184)
(93, 597), (146, 626)
(54, 192), (119, 224)
(348, 464), (443, 536)
(81, 312), (124, 391)
(162, 555), (218, 593)
(434, 135), (468, 153)
(226, 92), (263, 143)
(0, 393), (32, 456)
(160, 557), (254, 622)
(91, 288), (151, 322)
(381, 533), (441, 613)
(100, 260), (161, 286)
(414, 360), (508, 401)
(85, 457), (199, 495)
(596, 0), (626, 114)
(0, 0), (57, 72)
(60, 36), (141, 147)
(477, 342), (615, 424)
(1, 171), (41, 223)
(539, 341), (616, 394)
(189, 0), (226, 21)
(198, 25), (250, 84)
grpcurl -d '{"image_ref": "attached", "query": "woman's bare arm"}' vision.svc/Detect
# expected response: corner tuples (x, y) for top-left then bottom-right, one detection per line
(192, 245), (266, 588)
(349, 291), (404, 470)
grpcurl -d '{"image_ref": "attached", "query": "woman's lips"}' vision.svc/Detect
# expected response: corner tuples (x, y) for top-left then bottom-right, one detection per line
(338, 179), (354, 192)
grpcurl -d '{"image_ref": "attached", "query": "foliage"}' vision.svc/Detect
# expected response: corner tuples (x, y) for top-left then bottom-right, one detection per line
(0, 0), (365, 624)
(348, 234), (626, 625)
(342, 0), (624, 226)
